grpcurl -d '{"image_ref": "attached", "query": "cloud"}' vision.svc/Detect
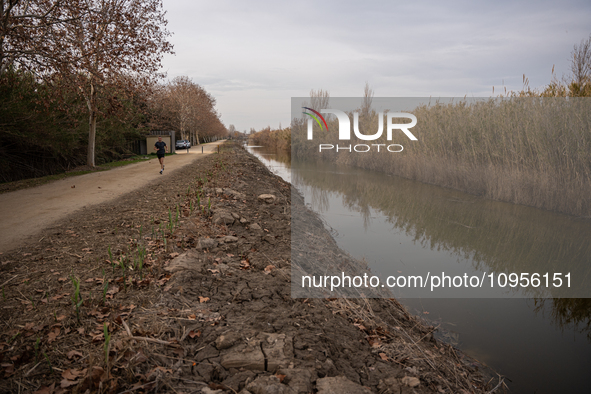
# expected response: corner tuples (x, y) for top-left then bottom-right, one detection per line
(160, 0), (591, 131)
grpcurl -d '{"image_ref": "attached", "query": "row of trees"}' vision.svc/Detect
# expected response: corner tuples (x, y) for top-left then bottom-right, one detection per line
(148, 76), (227, 145)
(1, 0), (228, 182)
(1, 0), (174, 167)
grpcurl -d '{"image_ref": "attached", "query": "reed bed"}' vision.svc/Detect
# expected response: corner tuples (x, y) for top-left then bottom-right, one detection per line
(292, 98), (591, 217)
(249, 126), (291, 150)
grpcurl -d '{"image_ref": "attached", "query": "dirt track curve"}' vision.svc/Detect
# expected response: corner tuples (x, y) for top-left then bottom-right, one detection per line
(0, 141), (226, 254)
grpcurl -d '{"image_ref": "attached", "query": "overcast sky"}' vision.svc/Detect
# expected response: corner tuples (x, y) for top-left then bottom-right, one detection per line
(160, 0), (591, 132)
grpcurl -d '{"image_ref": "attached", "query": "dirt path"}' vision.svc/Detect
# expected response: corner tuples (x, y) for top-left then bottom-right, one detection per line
(0, 141), (225, 254)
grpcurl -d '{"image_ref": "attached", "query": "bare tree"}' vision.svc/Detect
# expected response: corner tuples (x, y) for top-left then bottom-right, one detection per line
(309, 88), (330, 111)
(570, 34), (591, 96)
(361, 81), (373, 117)
(166, 76), (195, 141)
(0, 0), (73, 75)
(148, 76), (226, 145)
(187, 83), (217, 144)
(167, 76), (219, 144)
(54, 0), (173, 166)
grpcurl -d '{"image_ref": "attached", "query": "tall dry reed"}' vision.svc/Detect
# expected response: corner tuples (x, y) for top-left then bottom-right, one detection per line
(249, 126), (291, 151)
(292, 98), (591, 217)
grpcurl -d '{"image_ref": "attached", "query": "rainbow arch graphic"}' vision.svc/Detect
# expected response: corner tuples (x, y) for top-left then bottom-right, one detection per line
(302, 107), (329, 132)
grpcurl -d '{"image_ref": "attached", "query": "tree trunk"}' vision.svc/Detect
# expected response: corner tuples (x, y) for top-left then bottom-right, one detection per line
(87, 83), (97, 167)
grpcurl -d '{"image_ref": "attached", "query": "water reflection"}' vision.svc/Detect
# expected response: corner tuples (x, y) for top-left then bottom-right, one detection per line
(535, 298), (591, 340)
(292, 159), (591, 299)
(245, 144), (291, 182)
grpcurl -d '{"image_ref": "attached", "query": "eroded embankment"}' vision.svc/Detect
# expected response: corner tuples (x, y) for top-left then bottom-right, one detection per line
(0, 142), (498, 393)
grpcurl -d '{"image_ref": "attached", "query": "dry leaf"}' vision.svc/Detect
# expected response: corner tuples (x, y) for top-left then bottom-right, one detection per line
(88, 310), (110, 320)
(91, 333), (104, 342)
(264, 265), (275, 274)
(156, 275), (171, 286)
(199, 296), (210, 303)
(379, 352), (389, 361)
(60, 379), (78, 388)
(367, 336), (381, 348)
(48, 327), (60, 343)
(90, 366), (104, 381)
(67, 350), (84, 359)
(106, 286), (119, 299)
(188, 330), (201, 338)
(239, 260), (250, 270)
(33, 385), (52, 394)
(151, 366), (173, 374)
(62, 368), (85, 380)
(401, 376), (420, 388)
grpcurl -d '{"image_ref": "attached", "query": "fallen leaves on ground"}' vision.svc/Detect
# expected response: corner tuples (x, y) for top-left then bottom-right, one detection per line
(47, 327), (60, 343)
(61, 368), (87, 388)
(67, 350), (84, 359)
(264, 265), (275, 274)
(239, 260), (250, 270)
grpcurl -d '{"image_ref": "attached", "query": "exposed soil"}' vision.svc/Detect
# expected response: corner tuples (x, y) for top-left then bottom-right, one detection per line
(0, 142), (500, 393)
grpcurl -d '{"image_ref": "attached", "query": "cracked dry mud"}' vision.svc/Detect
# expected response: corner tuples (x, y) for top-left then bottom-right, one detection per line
(0, 142), (495, 393)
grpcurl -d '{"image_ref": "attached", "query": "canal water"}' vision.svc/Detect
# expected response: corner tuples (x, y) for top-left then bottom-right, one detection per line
(246, 144), (591, 393)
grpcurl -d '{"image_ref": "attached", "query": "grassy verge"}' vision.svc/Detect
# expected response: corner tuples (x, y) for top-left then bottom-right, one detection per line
(0, 153), (175, 194)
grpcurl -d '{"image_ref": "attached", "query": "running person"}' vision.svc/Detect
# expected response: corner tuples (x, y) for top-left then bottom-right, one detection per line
(154, 136), (168, 174)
